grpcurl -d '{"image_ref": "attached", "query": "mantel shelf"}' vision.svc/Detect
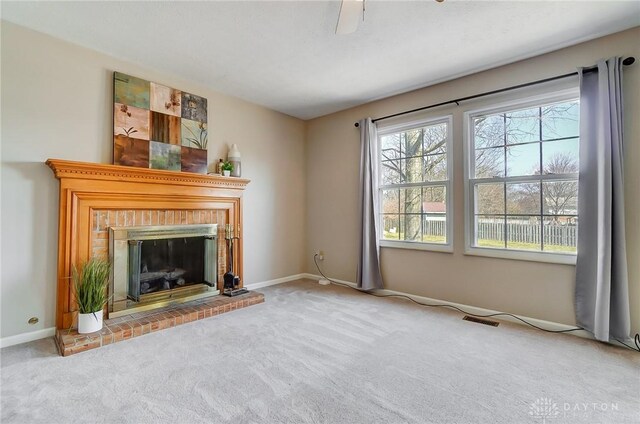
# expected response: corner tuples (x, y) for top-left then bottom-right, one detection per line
(46, 159), (250, 190)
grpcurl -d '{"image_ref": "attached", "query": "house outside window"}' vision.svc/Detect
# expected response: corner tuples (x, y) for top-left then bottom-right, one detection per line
(378, 116), (453, 252)
(464, 90), (580, 264)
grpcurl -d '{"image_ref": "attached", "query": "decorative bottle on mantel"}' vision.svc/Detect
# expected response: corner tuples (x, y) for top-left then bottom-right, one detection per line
(217, 159), (224, 175)
(228, 144), (241, 177)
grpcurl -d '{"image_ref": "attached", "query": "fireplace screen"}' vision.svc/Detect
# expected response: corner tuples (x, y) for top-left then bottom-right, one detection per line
(110, 224), (218, 316)
(129, 236), (214, 301)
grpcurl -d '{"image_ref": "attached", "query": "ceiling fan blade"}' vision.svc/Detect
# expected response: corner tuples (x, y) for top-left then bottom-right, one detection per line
(335, 0), (363, 35)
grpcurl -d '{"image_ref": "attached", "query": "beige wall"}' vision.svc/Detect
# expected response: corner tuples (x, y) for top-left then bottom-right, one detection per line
(0, 22), (306, 339)
(305, 27), (640, 333)
(2, 21), (638, 341)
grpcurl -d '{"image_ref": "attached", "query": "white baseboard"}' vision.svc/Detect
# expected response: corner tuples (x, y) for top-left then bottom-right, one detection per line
(245, 273), (309, 290)
(303, 273), (358, 288)
(0, 327), (56, 349)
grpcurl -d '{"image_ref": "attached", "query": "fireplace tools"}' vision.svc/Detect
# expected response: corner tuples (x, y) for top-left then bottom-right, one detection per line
(223, 224), (248, 297)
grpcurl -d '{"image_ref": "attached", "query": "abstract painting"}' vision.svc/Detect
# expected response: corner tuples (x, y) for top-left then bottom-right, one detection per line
(113, 72), (208, 173)
(150, 83), (181, 117)
(181, 146), (208, 174)
(114, 136), (150, 168)
(114, 72), (150, 109)
(114, 104), (150, 140)
(181, 119), (208, 149)
(181, 92), (208, 123)
(150, 111), (181, 145)
(150, 141), (181, 171)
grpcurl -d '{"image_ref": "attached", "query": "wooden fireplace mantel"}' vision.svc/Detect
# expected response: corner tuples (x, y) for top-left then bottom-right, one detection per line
(46, 159), (250, 190)
(47, 159), (250, 329)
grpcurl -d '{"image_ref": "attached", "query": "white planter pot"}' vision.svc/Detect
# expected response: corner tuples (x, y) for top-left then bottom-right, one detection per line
(78, 311), (103, 334)
(223, 170), (231, 177)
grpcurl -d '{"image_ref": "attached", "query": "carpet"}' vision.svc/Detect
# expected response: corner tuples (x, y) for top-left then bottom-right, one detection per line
(1, 279), (639, 423)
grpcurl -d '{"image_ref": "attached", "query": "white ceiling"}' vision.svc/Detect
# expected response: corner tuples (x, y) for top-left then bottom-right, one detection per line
(2, 1), (639, 120)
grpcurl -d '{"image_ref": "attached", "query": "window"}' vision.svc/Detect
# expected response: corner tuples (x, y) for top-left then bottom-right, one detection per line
(465, 91), (579, 263)
(379, 116), (452, 252)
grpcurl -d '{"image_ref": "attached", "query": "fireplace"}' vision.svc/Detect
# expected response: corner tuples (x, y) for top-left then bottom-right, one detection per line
(110, 224), (219, 317)
(47, 159), (250, 330)
(48, 159), (263, 356)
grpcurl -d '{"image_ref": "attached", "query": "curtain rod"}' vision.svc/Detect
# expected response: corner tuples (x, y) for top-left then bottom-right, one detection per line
(354, 57), (636, 128)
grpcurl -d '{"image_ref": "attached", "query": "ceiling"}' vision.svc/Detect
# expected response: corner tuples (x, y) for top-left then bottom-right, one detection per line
(2, 1), (639, 120)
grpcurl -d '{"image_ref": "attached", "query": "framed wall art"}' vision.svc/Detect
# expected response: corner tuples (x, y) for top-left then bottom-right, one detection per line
(113, 72), (208, 174)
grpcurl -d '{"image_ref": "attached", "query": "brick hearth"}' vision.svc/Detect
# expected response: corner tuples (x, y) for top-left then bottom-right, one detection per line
(56, 291), (264, 356)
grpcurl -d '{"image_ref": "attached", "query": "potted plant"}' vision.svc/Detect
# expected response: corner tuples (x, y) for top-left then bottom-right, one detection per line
(73, 258), (110, 334)
(221, 161), (233, 177)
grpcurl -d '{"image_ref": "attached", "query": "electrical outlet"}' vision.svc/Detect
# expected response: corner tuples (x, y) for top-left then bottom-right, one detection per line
(315, 250), (324, 260)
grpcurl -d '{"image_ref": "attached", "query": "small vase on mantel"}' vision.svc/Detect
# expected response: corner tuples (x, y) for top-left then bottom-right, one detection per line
(223, 170), (231, 177)
(228, 144), (241, 177)
(78, 312), (103, 334)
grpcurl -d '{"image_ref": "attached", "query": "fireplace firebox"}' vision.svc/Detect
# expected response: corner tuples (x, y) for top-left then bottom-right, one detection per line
(110, 224), (219, 317)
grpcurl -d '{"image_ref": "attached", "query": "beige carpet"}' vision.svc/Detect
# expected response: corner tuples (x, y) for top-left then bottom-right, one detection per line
(1, 279), (639, 423)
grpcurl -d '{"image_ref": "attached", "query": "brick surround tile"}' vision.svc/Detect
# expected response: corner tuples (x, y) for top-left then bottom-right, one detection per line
(90, 207), (229, 283)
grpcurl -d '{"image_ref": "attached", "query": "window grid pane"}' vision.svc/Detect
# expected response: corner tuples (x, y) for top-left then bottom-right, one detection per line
(542, 101), (579, 140)
(424, 214), (446, 244)
(475, 215), (506, 249)
(506, 216), (542, 251)
(382, 214), (400, 240)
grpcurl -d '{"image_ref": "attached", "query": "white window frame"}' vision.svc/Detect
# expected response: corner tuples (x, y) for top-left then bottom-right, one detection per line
(377, 115), (453, 253)
(463, 88), (579, 265)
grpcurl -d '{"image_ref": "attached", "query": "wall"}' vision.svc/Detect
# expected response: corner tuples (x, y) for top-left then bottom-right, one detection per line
(306, 27), (640, 334)
(0, 21), (306, 339)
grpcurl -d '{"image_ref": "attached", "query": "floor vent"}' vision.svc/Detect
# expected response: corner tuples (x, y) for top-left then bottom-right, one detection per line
(463, 315), (499, 327)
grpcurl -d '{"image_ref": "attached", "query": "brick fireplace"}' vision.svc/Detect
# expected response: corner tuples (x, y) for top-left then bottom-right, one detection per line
(99, 212), (224, 316)
(47, 159), (262, 355)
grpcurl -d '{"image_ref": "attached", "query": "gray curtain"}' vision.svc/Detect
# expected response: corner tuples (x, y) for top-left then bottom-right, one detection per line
(357, 118), (384, 290)
(575, 57), (630, 342)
